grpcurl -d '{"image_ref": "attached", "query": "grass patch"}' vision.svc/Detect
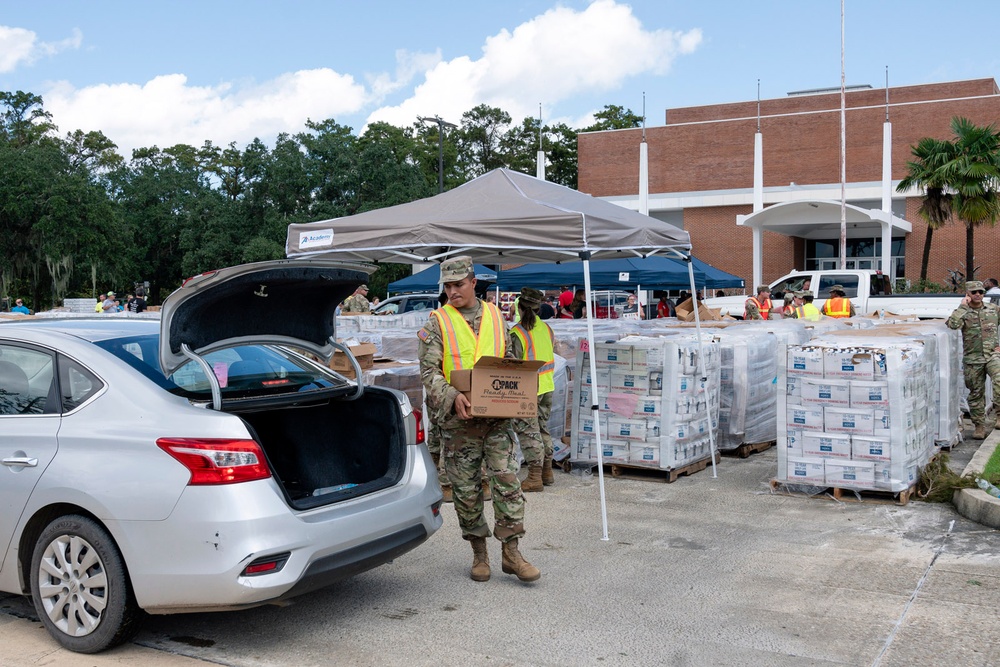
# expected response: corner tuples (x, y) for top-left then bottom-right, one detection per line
(982, 443), (1000, 480)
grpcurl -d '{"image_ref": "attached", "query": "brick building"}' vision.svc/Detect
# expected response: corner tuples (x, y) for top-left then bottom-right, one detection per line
(577, 78), (1000, 291)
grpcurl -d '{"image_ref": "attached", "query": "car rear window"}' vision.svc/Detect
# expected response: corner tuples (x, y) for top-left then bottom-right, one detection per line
(94, 334), (346, 400)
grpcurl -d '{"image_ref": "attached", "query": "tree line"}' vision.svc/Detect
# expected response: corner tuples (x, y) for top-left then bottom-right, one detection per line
(0, 90), (642, 310)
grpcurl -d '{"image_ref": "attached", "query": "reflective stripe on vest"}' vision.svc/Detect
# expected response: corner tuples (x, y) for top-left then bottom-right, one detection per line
(823, 297), (851, 318)
(431, 301), (506, 383)
(745, 296), (771, 320)
(511, 320), (555, 395)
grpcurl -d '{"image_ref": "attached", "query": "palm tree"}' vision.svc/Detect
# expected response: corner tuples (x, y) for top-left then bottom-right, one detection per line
(943, 117), (1000, 278)
(896, 137), (955, 282)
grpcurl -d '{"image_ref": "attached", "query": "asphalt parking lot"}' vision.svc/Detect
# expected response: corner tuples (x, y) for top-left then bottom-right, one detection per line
(2, 438), (998, 667)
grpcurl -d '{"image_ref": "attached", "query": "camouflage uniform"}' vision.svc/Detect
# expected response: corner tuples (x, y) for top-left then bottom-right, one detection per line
(418, 297), (525, 543)
(342, 292), (371, 313)
(946, 281), (1000, 430)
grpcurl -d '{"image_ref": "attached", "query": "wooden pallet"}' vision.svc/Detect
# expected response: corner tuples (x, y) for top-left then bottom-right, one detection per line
(768, 478), (918, 506)
(601, 452), (721, 483)
(721, 440), (775, 459)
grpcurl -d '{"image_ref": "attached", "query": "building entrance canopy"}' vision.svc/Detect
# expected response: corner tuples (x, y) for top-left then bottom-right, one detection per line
(736, 200), (911, 286)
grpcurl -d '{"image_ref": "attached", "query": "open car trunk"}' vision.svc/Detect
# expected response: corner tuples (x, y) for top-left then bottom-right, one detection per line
(235, 386), (407, 511)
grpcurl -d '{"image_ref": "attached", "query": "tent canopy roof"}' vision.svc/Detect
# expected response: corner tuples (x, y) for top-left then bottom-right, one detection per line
(286, 168), (691, 265)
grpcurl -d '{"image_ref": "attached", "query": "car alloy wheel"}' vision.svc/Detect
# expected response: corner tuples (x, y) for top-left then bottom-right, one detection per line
(30, 515), (142, 653)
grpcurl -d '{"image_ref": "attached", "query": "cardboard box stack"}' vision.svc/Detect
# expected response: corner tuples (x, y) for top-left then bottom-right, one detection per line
(778, 337), (937, 493)
(570, 334), (720, 470)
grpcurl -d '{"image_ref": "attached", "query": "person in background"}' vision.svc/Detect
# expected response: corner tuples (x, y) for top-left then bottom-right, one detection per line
(656, 292), (675, 318)
(127, 287), (147, 313)
(510, 287), (556, 493)
(781, 293), (795, 318)
(621, 294), (643, 320)
(744, 286), (772, 320)
(558, 285), (573, 318)
(11, 298), (30, 314)
(539, 296), (556, 320)
(94, 293), (106, 313)
(342, 284), (371, 313)
(984, 277), (1000, 305)
(417, 256), (539, 583)
(821, 284), (856, 318)
(794, 292), (822, 321)
(568, 289), (587, 319)
(102, 291), (118, 313)
(946, 280), (1000, 440)
(371, 296), (381, 309)
(715, 290), (725, 298)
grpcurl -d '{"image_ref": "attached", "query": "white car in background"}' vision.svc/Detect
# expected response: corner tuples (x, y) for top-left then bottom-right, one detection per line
(0, 259), (442, 653)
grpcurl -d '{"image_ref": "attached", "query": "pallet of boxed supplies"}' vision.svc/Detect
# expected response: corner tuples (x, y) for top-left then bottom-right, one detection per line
(569, 333), (720, 476)
(713, 327), (778, 453)
(776, 332), (940, 502)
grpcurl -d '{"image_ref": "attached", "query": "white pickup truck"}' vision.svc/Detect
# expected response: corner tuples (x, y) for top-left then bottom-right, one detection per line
(703, 269), (965, 320)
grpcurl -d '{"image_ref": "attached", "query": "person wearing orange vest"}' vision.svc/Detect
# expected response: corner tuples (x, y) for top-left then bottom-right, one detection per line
(417, 256), (540, 584)
(510, 287), (557, 493)
(744, 285), (772, 320)
(821, 284), (856, 318)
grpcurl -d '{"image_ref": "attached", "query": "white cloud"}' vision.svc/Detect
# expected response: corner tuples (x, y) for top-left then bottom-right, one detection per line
(0, 25), (82, 73)
(43, 69), (369, 156)
(365, 0), (701, 129)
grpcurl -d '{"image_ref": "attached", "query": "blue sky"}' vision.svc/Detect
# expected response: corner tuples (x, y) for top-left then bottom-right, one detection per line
(2, 1), (997, 157)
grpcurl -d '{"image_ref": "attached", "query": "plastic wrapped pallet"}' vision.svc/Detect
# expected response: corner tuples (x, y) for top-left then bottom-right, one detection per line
(548, 355), (572, 461)
(777, 336), (936, 493)
(714, 328), (778, 450)
(570, 333), (720, 470)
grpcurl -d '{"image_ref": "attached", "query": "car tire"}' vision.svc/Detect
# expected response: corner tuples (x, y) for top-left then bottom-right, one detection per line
(29, 515), (144, 653)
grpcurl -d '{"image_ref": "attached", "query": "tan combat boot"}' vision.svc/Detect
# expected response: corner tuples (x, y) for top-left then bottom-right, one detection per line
(974, 424), (987, 440)
(469, 537), (490, 582)
(501, 538), (540, 582)
(541, 455), (555, 486)
(522, 464), (544, 492)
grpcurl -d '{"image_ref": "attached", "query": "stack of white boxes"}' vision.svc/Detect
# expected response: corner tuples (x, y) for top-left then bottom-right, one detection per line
(570, 334), (720, 470)
(778, 337), (936, 492)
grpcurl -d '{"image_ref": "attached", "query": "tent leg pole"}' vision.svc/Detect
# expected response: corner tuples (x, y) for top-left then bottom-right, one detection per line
(583, 258), (610, 541)
(686, 256), (717, 478)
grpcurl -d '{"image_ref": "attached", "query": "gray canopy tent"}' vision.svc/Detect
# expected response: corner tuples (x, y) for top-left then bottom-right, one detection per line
(286, 168), (715, 538)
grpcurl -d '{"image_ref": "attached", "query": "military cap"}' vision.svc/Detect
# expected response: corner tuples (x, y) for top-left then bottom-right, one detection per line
(793, 291), (808, 298)
(440, 256), (474, 283)
(783, 293), (795, 303)
(519, 287), (544, 308)
(827, 284), (845, 294)
(358, 284), (369, 291)
(755, 285), (770, 294)
(966, 280), (985, 292)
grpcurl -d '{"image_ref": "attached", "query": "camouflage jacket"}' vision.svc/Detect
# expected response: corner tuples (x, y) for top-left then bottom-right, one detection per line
(417, 299), (514, 427)
(946, 302), (1000, 363)
(342, 293), (370, 313)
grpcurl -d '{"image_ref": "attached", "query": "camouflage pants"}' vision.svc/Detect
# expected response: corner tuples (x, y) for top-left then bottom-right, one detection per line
(441, 418), (525, 542)
(965, 358), (1000, 427)
(512, 392), (554, 466)
(425, 420), (450, 490)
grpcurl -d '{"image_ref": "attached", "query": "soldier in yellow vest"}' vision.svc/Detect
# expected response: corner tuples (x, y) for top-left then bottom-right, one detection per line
(417, 256), (540, 583)
(821, 284), (856, 318)
(793, 291), (822, 321)
(510, 288), (557, 492)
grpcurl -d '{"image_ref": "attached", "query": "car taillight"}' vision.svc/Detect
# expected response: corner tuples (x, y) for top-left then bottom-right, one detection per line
(412, 409), (425, 444)
(156, 437), (271, 485)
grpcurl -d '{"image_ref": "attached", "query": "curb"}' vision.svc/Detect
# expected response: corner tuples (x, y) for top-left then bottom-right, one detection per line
(952, 431), (1000, 529)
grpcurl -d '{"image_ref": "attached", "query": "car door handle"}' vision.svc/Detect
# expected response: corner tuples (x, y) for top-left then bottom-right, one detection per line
(2, 456), (38, 468)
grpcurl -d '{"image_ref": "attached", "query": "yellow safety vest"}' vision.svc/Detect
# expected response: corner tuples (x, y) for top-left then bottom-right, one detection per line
(822, 297), (851, 318)
(430, 301), (506, 383)
(511, 320), (556, 395)
(795, 303), (822, 321)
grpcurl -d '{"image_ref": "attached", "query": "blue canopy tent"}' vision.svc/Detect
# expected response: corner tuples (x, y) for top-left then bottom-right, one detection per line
(690, 257), (744, 289)
(495, 256), (706, 291)
(388, 263), (498, 294)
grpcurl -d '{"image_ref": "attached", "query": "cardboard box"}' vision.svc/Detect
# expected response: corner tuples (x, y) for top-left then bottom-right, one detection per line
(802, 432), (852, 459)
(787, 403), (824, 430)
(850, 381), (890, 408)
(787, 347), (825, 377)
(824, 407), (876, 435)
(826, 461), (876, 488)
(608, 418), (648, 441)
(591, 343), (633, 368)
(330, 342), (378, 376)
(629, 445), (660, 465)
(675, 297), (722, 322)
(449, 356), (544, 418)
(823, 350), (875, 380)
(800, 378), (851, 406)
(786, 457), (826, 484)
(852, 435), (891, 462)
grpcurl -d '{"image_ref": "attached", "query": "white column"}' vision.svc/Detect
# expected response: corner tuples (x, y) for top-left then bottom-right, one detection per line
(753, 132), (763, 212)
(536, 150), (545, 180)
(639, 141), (649, 215)
(881, 121), (893, 280)
(752, 225), (763, 290)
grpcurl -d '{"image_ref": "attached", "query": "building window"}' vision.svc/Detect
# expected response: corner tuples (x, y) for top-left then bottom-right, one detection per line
(805, 238), (905, 277)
